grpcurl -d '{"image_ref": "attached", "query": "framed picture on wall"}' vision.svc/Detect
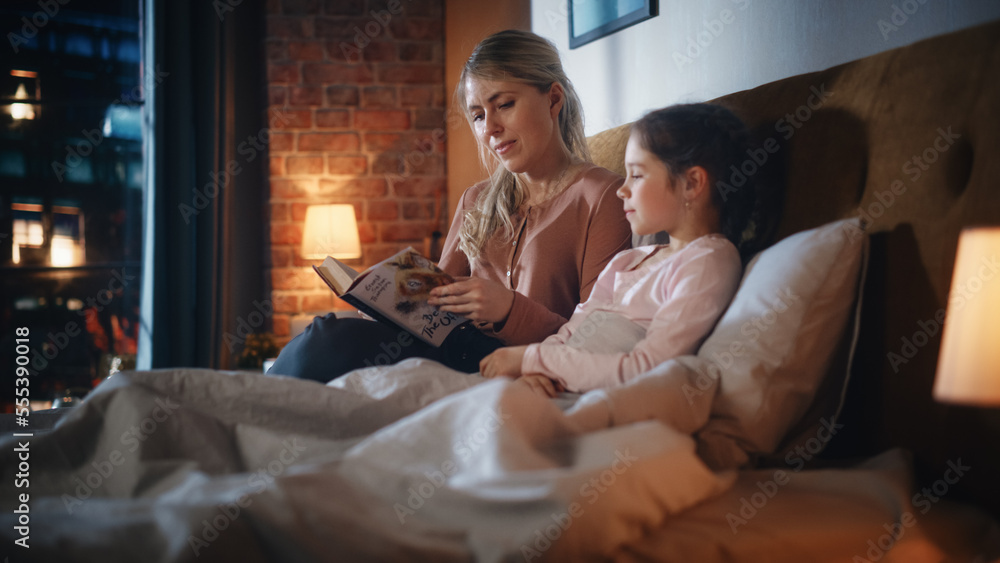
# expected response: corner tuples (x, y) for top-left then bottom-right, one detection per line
(569, 0), (657, 49)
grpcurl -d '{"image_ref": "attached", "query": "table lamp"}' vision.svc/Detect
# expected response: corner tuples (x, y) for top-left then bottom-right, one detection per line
(300, 204), (361, 260)
(933, 227), (1000, 406)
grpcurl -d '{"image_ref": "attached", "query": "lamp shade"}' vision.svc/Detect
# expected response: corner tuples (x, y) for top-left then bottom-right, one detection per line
(300, 204), (361, 259)
(933, 227), (1000, 405)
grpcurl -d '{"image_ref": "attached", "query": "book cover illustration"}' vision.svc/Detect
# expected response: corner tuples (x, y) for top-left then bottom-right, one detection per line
(314, 247), (466, 347)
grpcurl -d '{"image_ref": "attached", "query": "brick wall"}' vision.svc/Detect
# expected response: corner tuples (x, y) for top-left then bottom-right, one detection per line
(265, 0), (447, 346)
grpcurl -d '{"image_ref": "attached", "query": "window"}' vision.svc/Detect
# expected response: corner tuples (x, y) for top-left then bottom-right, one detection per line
(2, 0), (143, 409)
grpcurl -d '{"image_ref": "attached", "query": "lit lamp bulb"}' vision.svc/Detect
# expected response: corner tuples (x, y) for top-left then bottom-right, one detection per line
(933, 227), (1000, 406)
(300, 204), (361, 260)
(10, 83), (35, 120)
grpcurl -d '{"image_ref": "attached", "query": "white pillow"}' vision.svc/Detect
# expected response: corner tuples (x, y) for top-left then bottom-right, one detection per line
(694, 218), (868, 469)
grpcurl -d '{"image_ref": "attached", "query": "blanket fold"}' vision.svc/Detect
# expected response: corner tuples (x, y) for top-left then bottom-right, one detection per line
(1, 359), (732, 562)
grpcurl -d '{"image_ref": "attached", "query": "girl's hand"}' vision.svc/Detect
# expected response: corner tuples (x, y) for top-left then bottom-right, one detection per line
(515, 374), (564, 398)
(428, 276), (515, 324)
(480, 346), (528, 379)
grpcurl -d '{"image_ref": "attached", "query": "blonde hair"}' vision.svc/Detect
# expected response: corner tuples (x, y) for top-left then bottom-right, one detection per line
(454, 30), (590, 260)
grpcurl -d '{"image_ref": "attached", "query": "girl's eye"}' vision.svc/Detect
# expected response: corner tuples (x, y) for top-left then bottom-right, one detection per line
(499, 101), (513, 109)
(472, 113), (484, 122)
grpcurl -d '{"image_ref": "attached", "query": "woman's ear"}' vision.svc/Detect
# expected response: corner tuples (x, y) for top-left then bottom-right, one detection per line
(547, 82), (565, 118)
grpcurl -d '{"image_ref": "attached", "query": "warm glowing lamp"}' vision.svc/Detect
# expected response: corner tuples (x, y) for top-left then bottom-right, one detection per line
(933, 227), (1000, 405)
(300, 204), (361, 260)
(8, 70), (39, 121)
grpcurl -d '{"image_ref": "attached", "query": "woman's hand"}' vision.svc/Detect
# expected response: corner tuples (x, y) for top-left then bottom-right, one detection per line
(428, 276), (515, 324)
(515, 374), (564, 398)
(480, 346), (527, 379)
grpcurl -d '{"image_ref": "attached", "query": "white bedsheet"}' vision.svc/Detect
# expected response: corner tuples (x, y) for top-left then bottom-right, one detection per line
(4, 359), (997, 562)
(0, 359), (734, 562)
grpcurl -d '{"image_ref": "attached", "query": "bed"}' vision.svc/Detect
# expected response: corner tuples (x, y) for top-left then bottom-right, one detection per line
(3, 20), (1000, 563)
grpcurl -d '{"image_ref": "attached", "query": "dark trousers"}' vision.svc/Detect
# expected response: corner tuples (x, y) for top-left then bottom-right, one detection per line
(267, 314), (504, 383)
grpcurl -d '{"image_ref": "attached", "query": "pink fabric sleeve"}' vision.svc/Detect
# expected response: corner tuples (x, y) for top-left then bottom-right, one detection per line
(578, 177), (630, 301)
(493, 179), (630, 345)
(490, 291), (569, 345)
(562, 356), (719, 436)
(437, 186), (571, 344)
(527, 251), (623, 348)
(522, 244), (741, 393)
(437, 189), (472, 278)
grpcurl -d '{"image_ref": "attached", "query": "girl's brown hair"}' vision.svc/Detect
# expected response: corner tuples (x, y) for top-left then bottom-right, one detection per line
(631, 103), (758, 256)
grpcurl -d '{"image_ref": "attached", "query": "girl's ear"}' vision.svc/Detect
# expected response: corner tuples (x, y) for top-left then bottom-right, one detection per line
(547, 82), (565, 118)
(683, 166), (711, 200)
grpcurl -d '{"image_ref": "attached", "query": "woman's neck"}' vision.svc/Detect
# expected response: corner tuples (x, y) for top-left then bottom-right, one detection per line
(520, 153), (580, 206)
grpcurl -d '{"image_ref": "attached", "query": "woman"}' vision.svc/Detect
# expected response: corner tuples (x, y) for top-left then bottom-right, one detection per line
(269, 30), (631, 382)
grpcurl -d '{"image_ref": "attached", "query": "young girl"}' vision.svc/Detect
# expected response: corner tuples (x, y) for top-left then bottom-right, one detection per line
(479, 103), (757, 397)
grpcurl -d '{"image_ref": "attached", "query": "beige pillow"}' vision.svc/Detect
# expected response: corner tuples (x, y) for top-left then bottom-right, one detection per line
(694, 218), (868, 470)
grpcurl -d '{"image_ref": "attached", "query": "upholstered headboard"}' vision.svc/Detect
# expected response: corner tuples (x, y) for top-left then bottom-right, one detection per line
(587, 20), (1000, 516)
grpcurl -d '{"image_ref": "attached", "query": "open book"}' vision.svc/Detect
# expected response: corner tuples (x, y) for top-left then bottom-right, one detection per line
(313, 247), (467, 347)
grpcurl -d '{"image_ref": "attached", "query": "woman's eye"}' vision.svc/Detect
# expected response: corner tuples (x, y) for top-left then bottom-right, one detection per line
(499, 101), (513, 109)
(472, 113), (484, 122)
